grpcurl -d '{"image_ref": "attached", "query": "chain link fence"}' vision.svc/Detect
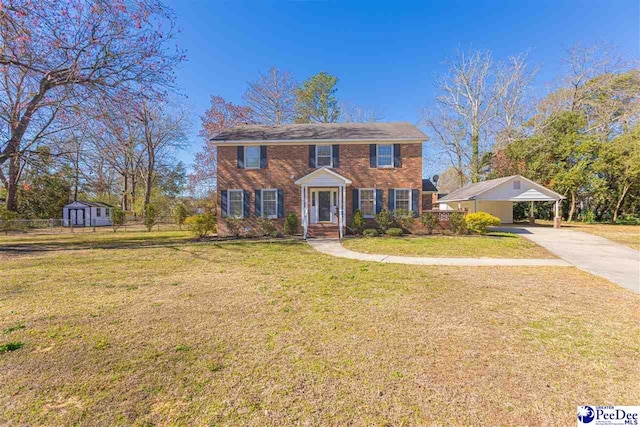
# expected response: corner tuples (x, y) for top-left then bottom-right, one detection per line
(0, 217), (182, 235)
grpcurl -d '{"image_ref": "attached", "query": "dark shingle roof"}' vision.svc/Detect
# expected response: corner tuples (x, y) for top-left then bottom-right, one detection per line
(211, 122), (427, 143)
(422, 178), (438, 192)
(67, 200), (114, 208)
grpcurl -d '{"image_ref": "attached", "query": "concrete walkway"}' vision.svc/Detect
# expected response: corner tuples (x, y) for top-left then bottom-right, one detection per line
(496, 226), (640, 293)
(307, 238), (571, 267)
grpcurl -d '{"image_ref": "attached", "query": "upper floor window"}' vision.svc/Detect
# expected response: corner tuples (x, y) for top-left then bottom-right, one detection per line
(395, 189), (411, 212)
(245, 146), (260, 169)
(377, 144), (393, 167)
(316, 145), (333, 167)
(359, 189), (375, 218)
(261, 189), (278, 218)
(513, 180), (521, 190)
(228, 190), (244, 218)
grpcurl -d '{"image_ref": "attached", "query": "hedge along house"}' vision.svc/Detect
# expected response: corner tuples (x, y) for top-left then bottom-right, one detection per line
(438, 175), (565, 227)
(62, 201), (114, 227)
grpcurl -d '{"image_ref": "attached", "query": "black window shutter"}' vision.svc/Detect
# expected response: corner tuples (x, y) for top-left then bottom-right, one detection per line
(277, 189), (284, 218)
(221, 190), (228, 218)
(243, 190), (250, 218)
(411, 189), (419, 217)
(370, 144), (377, 168)
(388, 189), (395, 211)
(309, 145), (316, 168)
(237, 146), (244, 169)
(352, 188), (359, 213)
(393, 144), (402, 167)
(332, 144), (339, 168)
(260, 146), (267, 169)
(375, 189), (384, 214)
(255, 190), (262, 217)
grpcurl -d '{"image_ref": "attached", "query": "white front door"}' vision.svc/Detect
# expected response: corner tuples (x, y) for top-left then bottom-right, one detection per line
(310, 188), (337, 224)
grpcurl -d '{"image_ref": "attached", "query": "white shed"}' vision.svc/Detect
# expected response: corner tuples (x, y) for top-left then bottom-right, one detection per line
(63, 201), (114, 227)
(438, 175), (564, 226)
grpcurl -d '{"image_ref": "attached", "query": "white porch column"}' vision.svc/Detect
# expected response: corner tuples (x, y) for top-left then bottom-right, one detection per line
(341, 185), (346, 238)
(554, 199), (561, 229)
(529, 200), (535, 224)
(302, 185), (308, 238)
(338, 185), (344, 238)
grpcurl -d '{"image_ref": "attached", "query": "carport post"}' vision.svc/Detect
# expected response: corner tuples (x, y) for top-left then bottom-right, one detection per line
(554, 200), (561, 229)
(529, 201), (535, 225)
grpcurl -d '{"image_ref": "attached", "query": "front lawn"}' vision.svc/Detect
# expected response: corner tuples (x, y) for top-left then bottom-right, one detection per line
(562, 223), (640, 250)
(342, 232), (555, 258)
(1, 232), (638, 425)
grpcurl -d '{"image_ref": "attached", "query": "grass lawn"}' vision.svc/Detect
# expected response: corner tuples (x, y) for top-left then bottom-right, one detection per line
(342, 232), (555, 258)
(1, 232), (638, 425)
(560, 222), (640, 250)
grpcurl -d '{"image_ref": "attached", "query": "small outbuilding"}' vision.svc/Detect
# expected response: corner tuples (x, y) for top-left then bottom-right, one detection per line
(438, 175), (564, 226)
(63, 201), (114, 227)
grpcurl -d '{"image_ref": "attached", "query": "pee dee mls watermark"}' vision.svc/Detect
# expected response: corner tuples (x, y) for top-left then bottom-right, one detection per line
(577, 406), (640, 426)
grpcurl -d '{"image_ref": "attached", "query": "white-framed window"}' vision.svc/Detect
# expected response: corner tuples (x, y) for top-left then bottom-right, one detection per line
(377, 144), (393, 167)
(316, 145), (333, 167)
(359, 189), (375, 218)
(96, 208), (102, 217)
(394, 189), (411, 212)
(228, 190), (244, 218)
(105, 208), (110, 217)
(261, 189), (278, 218)
(513, 180), (521, 190)
(245, 146), (260, 169)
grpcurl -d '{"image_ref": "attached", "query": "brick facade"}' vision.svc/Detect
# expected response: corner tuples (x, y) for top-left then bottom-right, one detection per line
(217, 142), (423, 236)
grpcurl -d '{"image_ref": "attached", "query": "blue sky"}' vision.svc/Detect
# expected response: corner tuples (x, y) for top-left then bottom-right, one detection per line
(167, 0), (639, 176)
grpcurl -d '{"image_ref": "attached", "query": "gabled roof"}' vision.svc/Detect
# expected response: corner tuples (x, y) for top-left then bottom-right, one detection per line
(211, 122), (427, 145)
(294, 167), (352, 186)
(439, 176), (513, 202)
(438, 175), (564, 202)
(422, 178), (438, 192)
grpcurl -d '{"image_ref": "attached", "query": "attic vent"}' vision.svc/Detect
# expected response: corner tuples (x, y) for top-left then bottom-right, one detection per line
(513, 180), (521, 190)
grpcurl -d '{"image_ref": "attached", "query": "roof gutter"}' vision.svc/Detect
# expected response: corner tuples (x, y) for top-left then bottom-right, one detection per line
(212, 137), (427, 146)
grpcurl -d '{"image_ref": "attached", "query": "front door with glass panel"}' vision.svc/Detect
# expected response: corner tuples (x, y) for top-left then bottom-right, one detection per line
(318, 191), (331, 222)
(310, 188), (337, 224)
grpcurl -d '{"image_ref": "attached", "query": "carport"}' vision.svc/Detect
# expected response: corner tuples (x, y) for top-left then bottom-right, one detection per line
(438, 175), (565, 227)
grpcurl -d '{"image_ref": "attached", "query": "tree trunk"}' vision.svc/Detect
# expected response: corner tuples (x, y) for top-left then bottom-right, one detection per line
(470, 128), (480, 183)
(5, 154), (20, 211)
(131, 175), (137, 217)
(144, 151), (154, 209)
(568, 190), (576, 222)
(613, 183), (630, 222)
(73, 144), (80, 201)
(122, 172), (129, 211)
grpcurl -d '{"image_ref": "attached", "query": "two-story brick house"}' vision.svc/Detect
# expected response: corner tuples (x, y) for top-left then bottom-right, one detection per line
(213, 122), (428, 238)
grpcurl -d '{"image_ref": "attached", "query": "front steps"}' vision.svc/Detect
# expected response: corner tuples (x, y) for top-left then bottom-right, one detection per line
(307, 224), (339, 238)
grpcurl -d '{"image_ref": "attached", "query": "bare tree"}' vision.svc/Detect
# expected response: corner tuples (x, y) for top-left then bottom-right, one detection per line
(422, 107), (469, 188)
(243, 67), (296, 124)
(434, 50), (535, 182)
(340, 102), (384, 123)
(0, 0), (182, 210)
(136, 101), (189, 211)
(88, 99), (146, 211)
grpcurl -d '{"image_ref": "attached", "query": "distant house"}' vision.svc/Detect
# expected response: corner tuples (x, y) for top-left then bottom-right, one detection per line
(63, 201), (114, 227)
(438, 175), (564, 225)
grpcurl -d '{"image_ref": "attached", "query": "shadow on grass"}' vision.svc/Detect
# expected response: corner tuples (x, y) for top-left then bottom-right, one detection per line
(0, 235), (304, 255)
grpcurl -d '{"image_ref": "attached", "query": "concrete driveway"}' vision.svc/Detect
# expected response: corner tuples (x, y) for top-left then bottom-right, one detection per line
(495, 225), (640, 293)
